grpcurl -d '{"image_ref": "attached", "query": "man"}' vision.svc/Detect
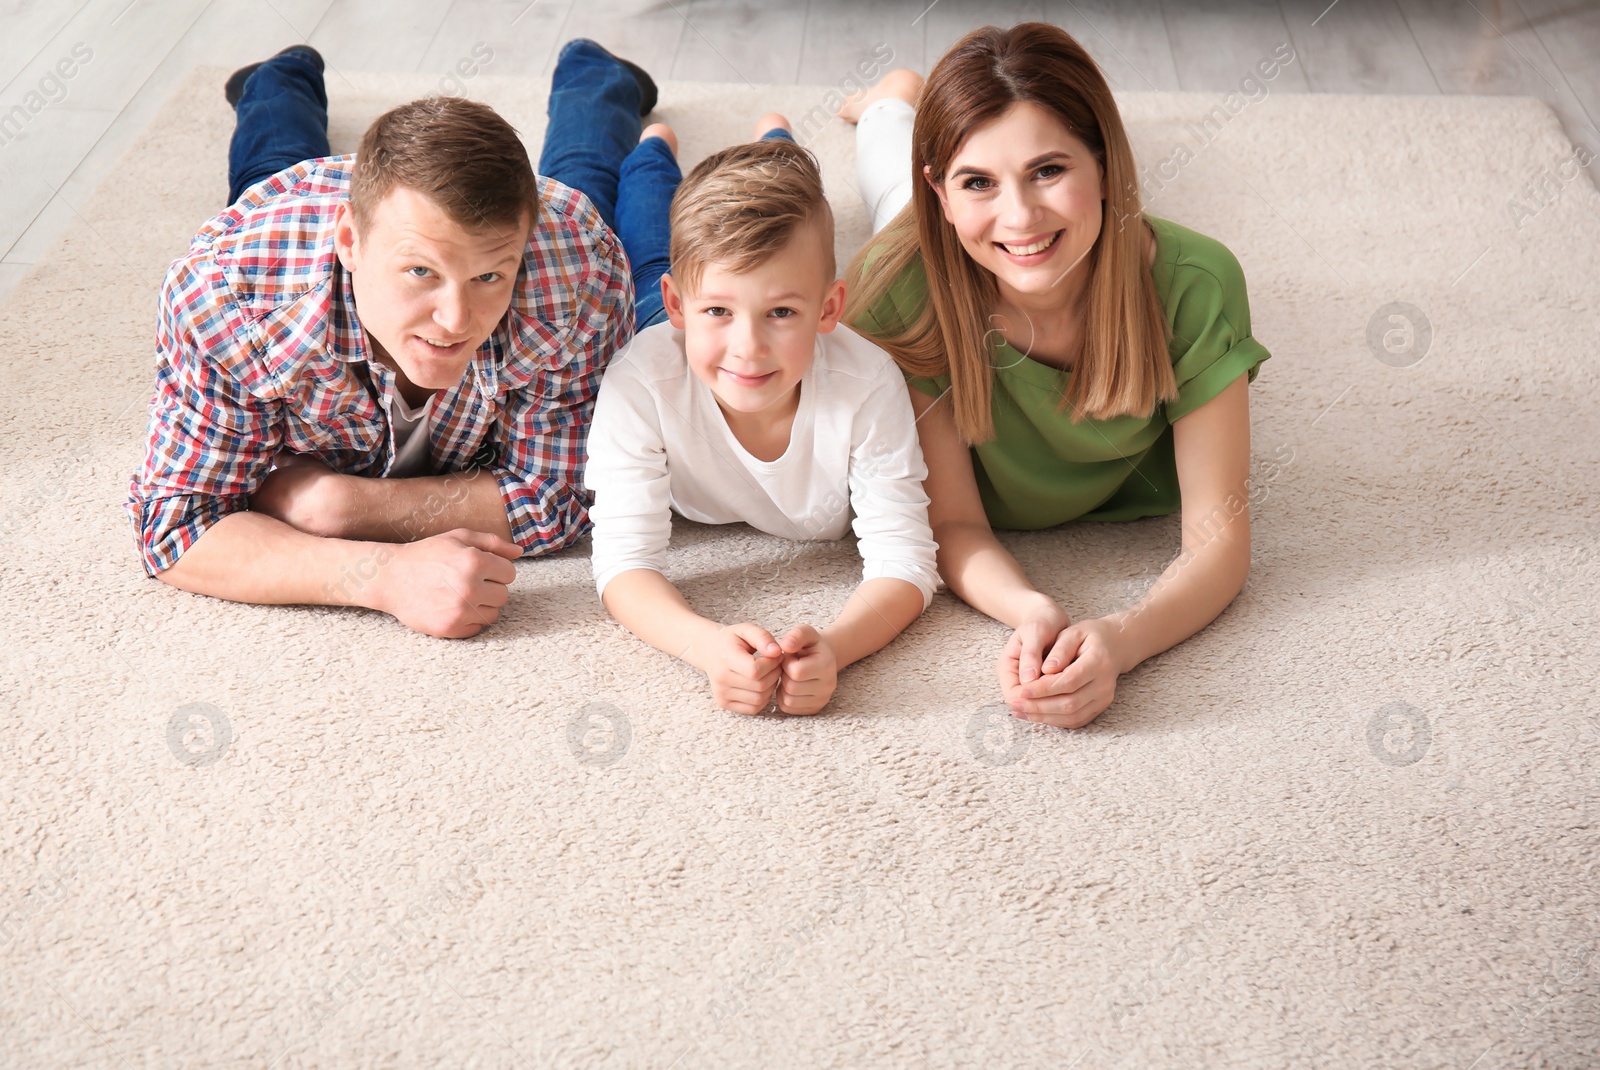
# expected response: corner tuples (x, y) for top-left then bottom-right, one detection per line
(127, 41), (657, 638)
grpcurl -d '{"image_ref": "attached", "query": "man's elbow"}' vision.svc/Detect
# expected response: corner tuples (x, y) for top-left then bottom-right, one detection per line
(143, 515), (235, 597)
(512, 520), (577, 559)
(152, 546), (210, 596)
(135, 526), (185, 584)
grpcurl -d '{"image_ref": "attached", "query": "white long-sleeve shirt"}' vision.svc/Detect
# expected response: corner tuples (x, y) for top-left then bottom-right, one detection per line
(585, 321), (940, 607)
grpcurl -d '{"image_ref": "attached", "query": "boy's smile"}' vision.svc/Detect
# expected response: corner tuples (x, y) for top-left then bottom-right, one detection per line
(721, 369), (779, 388)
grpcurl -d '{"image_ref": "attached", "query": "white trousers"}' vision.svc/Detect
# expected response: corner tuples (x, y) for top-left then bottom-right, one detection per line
(855, 97), (917, 234)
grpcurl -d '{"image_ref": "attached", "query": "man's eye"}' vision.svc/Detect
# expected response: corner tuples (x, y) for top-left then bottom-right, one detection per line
(407, 266), (431, 278)
(476, 271), (502, 283)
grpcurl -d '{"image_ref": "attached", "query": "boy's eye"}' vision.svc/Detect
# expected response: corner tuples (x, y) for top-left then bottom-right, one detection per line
(703, 306), (730, 317)
(769, 307), (796, 319)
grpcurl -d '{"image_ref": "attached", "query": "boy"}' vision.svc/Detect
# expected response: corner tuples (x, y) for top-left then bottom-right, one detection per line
(585, 131), (939, 715)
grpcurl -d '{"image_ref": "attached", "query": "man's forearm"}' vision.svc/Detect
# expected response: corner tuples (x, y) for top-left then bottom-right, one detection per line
(337, 468), (513, 543)
(158, 511), (394, 609)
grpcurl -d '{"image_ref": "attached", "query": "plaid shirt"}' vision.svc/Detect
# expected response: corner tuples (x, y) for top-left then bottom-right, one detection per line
(127, 156), (633, 576)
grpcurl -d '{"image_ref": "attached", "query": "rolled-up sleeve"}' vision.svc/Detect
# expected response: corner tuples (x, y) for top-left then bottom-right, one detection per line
(1163, 239), (1271, 424)
(847, 363), (940, 609)
(126, 258), (282, 576)
(490, 347), (610, 556)
(493, 185), (635, 556)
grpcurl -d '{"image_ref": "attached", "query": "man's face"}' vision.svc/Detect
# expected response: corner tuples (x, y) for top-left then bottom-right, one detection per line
(335, 186), (530, 397)
(662, 223), (845, 425)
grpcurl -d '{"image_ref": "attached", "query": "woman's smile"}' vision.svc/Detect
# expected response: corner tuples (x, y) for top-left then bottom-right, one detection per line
(994, 229), (1064, 264)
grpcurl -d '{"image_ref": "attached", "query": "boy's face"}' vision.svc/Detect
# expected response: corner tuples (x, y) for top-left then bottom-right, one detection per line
(662, 223), (846, 425)
(335, 186), (531, 400)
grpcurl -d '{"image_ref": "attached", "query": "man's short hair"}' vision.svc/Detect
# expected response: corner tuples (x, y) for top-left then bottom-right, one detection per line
(350, 96), (539, 234)
(668, 138), (835, 292)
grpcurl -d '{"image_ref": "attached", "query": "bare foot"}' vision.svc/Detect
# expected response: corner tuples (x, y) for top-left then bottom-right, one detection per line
(837, 68), (923, 124)
(753, 112), (791, 140)
(641, 122), (677, 156)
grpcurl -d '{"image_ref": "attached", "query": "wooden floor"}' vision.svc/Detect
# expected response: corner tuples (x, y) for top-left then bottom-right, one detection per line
(1, 0), (1596, 305)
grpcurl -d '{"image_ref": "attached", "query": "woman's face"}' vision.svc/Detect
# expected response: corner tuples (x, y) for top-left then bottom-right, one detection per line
(929, 101), (1105, 305)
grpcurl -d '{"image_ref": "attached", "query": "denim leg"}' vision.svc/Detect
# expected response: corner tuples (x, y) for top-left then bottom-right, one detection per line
(759, 127), (796, 142)
(537, 39), (643, 230)
(614, 136), (681, 330)
(227, 51), (330, 205)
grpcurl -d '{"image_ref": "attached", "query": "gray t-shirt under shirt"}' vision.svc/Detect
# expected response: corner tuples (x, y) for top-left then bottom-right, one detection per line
(386, 383), (433, 478)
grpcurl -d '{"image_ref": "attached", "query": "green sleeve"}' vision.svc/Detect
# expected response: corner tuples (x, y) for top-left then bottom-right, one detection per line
(1160, 237), (1271, 423)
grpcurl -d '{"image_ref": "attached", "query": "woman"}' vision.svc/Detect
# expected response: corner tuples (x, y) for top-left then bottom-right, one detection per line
(841, 24), (1271, 729)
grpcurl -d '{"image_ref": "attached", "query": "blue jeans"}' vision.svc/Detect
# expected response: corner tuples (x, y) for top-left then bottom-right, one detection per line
(538, 39), (677, 330)
(227, 49), (329, 205)
(613, 137), (677, 329)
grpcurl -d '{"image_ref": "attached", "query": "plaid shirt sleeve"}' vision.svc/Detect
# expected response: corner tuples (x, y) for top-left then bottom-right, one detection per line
(491, 181), (634, 556)
(126, 255), (284, 576)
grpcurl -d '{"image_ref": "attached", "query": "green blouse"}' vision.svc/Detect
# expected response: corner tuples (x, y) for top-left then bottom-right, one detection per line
(851, 215), (1271, 530)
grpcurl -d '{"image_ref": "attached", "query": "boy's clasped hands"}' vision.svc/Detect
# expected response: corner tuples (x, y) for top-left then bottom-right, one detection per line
(697, 622), (838, 715)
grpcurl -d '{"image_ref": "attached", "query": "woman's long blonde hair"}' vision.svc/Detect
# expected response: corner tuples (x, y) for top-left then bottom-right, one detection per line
(845, 22), (1174, 444)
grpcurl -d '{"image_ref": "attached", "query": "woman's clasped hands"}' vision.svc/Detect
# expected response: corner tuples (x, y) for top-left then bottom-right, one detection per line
(999, 604), (1127, 729)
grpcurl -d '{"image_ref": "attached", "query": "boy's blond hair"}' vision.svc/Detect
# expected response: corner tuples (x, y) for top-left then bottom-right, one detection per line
(668, 139), (835, 293)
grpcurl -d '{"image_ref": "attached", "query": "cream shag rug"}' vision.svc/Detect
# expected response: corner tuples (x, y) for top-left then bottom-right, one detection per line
(1, 66), (1597, 1069)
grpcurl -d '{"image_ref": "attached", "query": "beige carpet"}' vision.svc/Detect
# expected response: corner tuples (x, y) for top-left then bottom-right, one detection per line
(1, 65), (1597, 1068)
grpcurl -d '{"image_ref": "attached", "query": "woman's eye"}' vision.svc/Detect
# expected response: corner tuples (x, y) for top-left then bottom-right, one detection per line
(1036, 164), (1064, 179)
(961, 176), (993, 191)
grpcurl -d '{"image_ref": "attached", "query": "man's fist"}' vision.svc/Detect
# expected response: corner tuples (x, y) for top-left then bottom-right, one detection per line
(370, 528), (522, 638)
